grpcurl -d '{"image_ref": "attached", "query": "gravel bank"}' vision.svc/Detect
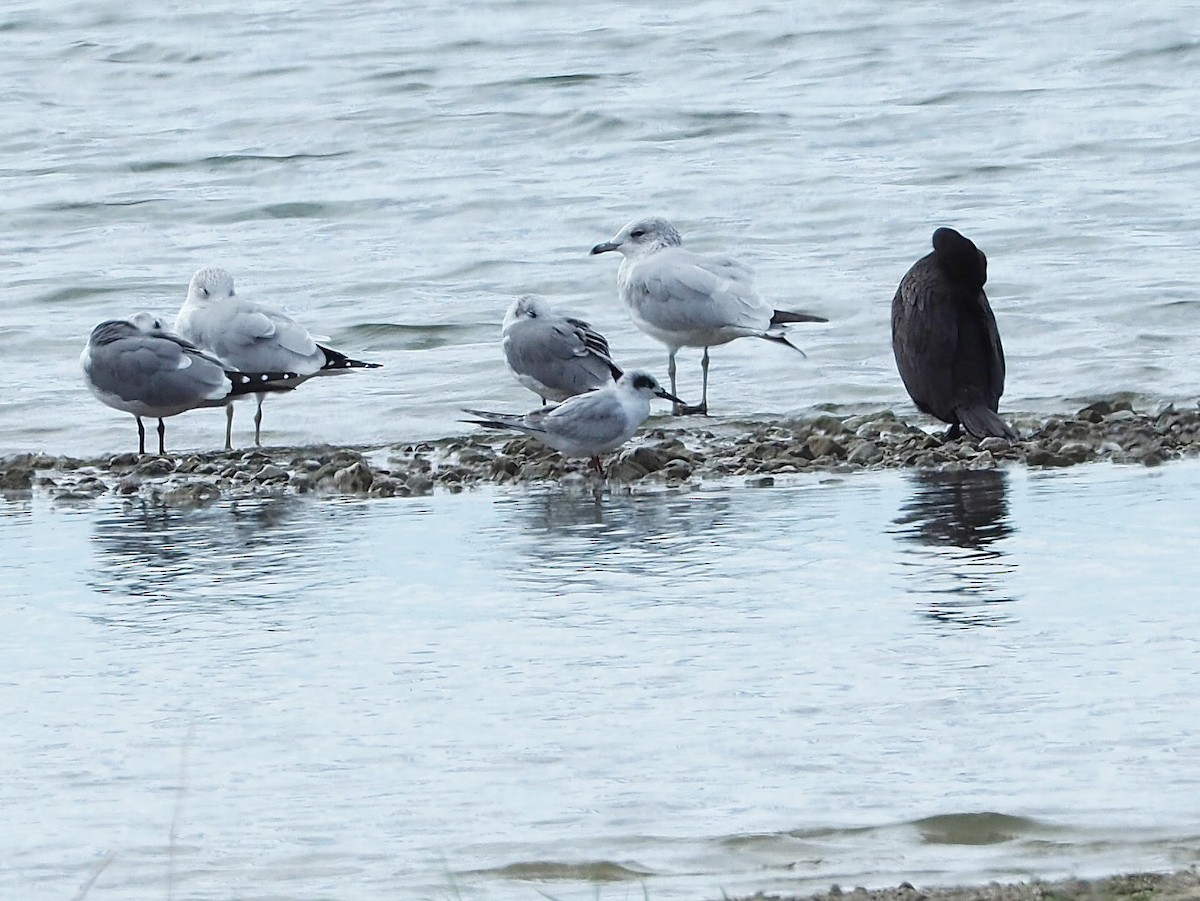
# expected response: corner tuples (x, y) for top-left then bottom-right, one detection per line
(4, 400), (1199, 505)
(738, 868), (1200, 901)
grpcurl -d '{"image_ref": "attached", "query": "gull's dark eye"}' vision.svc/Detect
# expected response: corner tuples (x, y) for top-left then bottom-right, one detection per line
(633, 373), (655, 390)
(630, 229), (645, 239)
(527, 309), (537, 319)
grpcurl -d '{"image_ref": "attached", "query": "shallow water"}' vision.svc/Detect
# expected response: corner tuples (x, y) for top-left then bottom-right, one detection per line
(4, 3), (1200, 898)
(3, 460), (1200, 900)
(2, 1), (1200, 456)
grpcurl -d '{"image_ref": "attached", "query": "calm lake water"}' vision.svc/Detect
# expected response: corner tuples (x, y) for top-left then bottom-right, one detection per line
(3, 461), (1200, 901)
(1, 1), (1199, 455)
(3, 2), (1200, 899)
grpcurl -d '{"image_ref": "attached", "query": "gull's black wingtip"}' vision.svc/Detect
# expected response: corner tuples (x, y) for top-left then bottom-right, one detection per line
(318, 344), (383, 370)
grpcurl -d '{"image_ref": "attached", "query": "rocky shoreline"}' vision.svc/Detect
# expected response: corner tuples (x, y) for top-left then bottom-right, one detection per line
(4, 399), (1199, 505)
(746, 868), (1200, 901)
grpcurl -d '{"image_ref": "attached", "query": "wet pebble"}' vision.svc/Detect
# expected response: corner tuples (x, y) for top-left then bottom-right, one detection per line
(333, 461), (374, 493)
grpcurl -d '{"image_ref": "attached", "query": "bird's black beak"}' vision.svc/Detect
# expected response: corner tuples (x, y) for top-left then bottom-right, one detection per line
(655, 387), (685, 405)
(590, 241), (620, 255)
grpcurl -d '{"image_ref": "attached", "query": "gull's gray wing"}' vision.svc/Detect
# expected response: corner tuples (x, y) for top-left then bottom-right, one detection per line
(179, 300), (325, 376)
(622, 246), (771, 336)
(504, 315), (620, 396)
(85, 321), (231, 414)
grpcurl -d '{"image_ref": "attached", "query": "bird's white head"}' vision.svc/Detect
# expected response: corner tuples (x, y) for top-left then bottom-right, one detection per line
(187, 267), (237, 305)
(503, 295), (551, 329)
(619, 369), (683, 405)
(128, 311), (167, 333)
(590, 217), (683, 258)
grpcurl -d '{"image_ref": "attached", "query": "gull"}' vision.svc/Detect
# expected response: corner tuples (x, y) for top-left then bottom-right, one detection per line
(891, 227), (1017, 441)
(590, 217), (827, 415)
(501, 295), (622, 404)
(81, 312), (299, 455)
(463, 369), (681, 473)
(176, 267), (381, 449)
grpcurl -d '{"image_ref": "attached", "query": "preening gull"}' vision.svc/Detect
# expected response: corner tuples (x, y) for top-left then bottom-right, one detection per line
(501, 295), (622, 404)
(81, 312), (299, 455)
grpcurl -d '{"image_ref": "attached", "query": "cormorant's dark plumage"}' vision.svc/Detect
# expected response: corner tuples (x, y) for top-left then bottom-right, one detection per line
(891, 227), (1017, 441)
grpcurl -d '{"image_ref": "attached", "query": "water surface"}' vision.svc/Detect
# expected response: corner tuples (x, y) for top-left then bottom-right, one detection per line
(1, 1), (1199, 455)
(3, 460), (1199, 900)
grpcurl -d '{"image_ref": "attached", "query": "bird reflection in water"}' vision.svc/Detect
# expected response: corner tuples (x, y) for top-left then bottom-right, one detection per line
(502, 485), (734, 597)
(87, 496), (309, 628)
(891, 468), (1017, 626)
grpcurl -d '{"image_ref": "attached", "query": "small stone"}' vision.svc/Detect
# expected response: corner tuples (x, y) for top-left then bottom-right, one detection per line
(333, 461), (374, 493)
(406, 473), (434, 495)
(605, 459), (649, 481)
(254, 464), (289, 483)
(491, 457), (520, 478)
(116, 474), (142, 494)
(846, 441), (884, 466)
(1025, 447), (1072, 468)
(135, 457), (175, 476)
(290, 472), (315, 492)
(369, 477), (400, 497)
(161, 482), (221, 506)
(619, 445), (665, 474)
(1077, 400), (1113, 421)
(806, 434), (846, 459)
(968, 450), (996, 469)
(1057, 441), (1094, 463)
(810, 414), (849, 434)
(0, 466), (34, 490)
(662, 459), (692, 479)
(978, 436), (1012, 454)
(457, 448), (495, 465)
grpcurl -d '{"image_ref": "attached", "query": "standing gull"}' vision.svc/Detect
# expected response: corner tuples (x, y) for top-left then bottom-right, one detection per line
(891, 227), (1017, 441)
(176, 267), (381, 449)
(590, 217), (827, 415)
(463, 369), (681, 473)
(501, 295), (622, 404)
(81, 313), (299, 455)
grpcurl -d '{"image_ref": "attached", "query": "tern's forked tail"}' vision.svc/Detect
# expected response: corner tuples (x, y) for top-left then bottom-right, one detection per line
(460, 409), (547, 434)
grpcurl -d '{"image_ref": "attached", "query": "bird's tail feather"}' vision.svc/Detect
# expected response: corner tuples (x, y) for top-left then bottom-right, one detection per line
(226, 370), (301, 396)
(319, 344), (382, 371)
(770, 309), (828, 326)
(957, 406), (1018, 441)
(762, 331), (808, 357)
(461, 409), (545, 434)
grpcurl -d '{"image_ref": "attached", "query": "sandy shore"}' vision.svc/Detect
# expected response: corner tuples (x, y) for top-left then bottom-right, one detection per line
(745, 868), (1200, 901)
(4, 399), (1199, 504)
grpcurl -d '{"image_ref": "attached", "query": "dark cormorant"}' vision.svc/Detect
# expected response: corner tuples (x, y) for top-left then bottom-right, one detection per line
(891, 227), (1017, 441)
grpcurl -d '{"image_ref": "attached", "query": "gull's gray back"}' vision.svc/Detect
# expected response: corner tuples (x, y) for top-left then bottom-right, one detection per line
(177, 285), (326, 378)
(84, 320), (231, 416)
(618, 246), (771, 346)
(503, 314), (617, 401)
